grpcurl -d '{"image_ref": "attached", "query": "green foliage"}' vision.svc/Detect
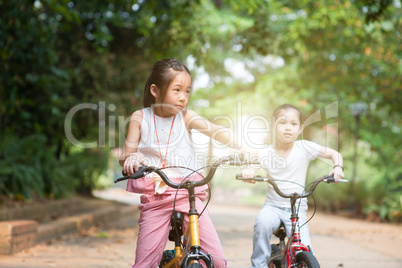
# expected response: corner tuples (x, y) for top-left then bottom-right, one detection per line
(0, 134), (45, 199)
(0, 133), (65, 199)
(0, 0), (142, 199)
(362, 170), (402, 222)
(1, 0), (400, 222)
(364, 196), (402, 223)
(66, 148), (110, 195)
(191, 0), (401, 221)
(0, 132), (109, 200)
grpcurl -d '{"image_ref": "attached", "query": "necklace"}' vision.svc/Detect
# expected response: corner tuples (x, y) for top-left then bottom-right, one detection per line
(153, 110), (176, 168)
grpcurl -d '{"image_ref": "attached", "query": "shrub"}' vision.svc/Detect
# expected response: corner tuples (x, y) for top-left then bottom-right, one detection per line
(0, 132), (108, 200)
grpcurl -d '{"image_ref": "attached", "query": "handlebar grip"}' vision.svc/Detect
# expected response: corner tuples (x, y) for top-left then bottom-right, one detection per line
(114, 177), (128, 183)
(236, 174), (268, 182)
(114, 166), (148, 183)
(230, 160), (260, 166)
(323, 175), (348, 183)
(236, 174), (254, 180)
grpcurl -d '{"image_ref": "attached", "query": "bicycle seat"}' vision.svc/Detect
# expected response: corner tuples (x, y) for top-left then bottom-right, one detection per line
(273, 221), (286, 240)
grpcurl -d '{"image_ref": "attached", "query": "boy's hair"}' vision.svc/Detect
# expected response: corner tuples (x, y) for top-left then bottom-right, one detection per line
(272, 104), (302, 123)
(143, 58), (192, 108)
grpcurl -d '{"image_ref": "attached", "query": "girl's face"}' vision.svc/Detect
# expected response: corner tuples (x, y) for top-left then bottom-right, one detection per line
(151, 71), (192, 117)
(274, 108), (303, 144)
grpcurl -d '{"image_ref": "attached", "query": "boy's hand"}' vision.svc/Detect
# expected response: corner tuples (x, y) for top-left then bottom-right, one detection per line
(241, 168), (257, 184)
(329, 166), (344, 180)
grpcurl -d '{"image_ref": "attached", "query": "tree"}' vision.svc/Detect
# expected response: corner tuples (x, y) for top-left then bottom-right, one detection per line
(1, 0), (400, 221)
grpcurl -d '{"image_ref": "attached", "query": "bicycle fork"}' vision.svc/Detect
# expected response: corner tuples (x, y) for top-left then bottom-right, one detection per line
(166, 185), (213, 268)
(287, 194), (311, 267)
(181, 186), (214, 268)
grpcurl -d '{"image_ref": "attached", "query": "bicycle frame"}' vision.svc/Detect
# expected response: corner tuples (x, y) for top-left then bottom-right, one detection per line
(162, 182), (213, 268)
(268, 194), (311, 268)
(285, 193), (312, 267)
(115, 155), (256, 268)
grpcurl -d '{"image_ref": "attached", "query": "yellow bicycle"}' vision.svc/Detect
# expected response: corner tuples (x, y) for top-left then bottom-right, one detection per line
(115, 155), (254, 268)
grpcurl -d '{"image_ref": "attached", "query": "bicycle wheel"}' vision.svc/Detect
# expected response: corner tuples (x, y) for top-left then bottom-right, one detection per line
(268, 244), (281, 268)
(294, 251), (320, 268)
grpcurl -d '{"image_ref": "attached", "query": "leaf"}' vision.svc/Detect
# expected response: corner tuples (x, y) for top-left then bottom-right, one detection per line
(380, 20), (394, 31)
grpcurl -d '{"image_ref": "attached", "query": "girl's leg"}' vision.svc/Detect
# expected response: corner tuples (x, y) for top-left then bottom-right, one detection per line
(132, 206), (171, 268)
(251, 204), (282, 268)
(185, 204), (228, 268)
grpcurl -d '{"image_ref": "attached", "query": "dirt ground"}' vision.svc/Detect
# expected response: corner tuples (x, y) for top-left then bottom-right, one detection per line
(0, 189), (401, 268)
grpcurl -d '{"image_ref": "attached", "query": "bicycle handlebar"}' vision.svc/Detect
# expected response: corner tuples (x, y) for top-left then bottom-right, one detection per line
(115, 155), (259, 190)
(235, 174), (348, 199)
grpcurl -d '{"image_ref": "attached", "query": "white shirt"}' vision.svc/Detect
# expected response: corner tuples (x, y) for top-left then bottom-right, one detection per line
(137, 107), (199, 178)
(258, 140), (321, 210)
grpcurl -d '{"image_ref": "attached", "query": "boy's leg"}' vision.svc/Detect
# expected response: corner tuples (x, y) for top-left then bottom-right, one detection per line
(251, 204), (282, 268)
(279, 209), (312, 251)
(298, 210), (312, 251)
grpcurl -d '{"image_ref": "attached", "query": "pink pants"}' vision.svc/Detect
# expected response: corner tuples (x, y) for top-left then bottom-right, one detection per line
(131, 192), (227, 268)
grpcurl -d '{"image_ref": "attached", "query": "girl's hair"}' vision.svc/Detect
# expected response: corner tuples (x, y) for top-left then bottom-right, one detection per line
(143, 58), (192, 108)
(272, 104), (302, 123)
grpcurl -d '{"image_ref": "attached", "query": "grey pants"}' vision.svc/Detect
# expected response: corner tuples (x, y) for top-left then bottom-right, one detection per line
(250, 204), (312, 268)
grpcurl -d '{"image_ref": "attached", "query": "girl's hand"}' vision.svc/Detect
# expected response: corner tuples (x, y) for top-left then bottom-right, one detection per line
(329, 166), (344, 180)
(241, 168), (257, 184)
(124, 153), (148, 175)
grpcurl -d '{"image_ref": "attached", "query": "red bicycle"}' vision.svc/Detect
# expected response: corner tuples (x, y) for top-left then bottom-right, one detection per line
(236, 174), (348, 268)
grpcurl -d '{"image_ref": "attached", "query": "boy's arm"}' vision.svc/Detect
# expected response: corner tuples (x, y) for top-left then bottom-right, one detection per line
(317, 146), (344, 179)
(240, 166), (261, 184)
(240, 149), (261, 183)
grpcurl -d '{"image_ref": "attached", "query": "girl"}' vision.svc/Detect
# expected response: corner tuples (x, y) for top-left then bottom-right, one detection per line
(120, 59), (235, 268)
(241, 104), (344, 268)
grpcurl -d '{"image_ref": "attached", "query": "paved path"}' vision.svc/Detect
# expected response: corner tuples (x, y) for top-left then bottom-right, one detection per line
(209, 203), (402, 268)
(0, 189), (401, 268)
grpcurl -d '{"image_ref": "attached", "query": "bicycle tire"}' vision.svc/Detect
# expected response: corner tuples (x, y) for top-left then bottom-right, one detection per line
(268, 244), (281, 267)
(187, 263), (203, 268)
(294, 251), (320, 268)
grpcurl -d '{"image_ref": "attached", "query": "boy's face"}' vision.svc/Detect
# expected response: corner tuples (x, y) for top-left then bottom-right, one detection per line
(274, 108), (303, 144)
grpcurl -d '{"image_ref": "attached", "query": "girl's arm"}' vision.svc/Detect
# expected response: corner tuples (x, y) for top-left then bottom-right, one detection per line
(183, 109), (238, 148)
(317, 146), (344, 179)
(119, 110), (147, 175)
(184, 109), (260, 182)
